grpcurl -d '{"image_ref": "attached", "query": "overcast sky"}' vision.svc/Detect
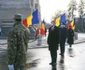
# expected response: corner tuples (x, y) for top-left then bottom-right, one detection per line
(39, 0), (80, 23)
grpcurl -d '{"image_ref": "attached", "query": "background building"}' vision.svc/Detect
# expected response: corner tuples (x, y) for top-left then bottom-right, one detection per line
(0, 0), (40, 38)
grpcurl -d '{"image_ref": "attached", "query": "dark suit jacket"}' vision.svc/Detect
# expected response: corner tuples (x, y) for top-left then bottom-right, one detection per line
(60, 27), (68, 44)
(47, 26), (60, 51)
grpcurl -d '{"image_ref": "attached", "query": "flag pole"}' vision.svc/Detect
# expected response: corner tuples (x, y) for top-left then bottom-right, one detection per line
(37, 0), (42, 46)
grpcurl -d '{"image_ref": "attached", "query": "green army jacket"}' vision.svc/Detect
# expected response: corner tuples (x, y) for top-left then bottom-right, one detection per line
(7, 22), (30, 65)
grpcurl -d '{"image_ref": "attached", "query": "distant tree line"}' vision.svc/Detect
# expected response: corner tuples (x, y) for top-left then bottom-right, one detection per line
(51, 0), (85, 33)
(67, 0), (85, 32)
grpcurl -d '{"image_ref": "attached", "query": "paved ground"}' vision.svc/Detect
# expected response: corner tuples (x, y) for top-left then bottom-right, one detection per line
(0, 33), (85, 70)
(1, 43), (85, 70)
(26, 43), (85, 70)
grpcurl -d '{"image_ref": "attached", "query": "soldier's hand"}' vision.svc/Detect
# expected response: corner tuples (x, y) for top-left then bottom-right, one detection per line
(8, 65), (14, 70)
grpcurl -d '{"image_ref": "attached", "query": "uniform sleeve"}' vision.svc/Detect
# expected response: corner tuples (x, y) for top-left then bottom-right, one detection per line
(24, 28), (30, 50)
(7, 30), (17, 65)
(25, 28), (30, 42)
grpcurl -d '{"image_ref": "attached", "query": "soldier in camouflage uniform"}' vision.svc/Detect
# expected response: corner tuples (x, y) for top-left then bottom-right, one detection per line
(7, 14), (30, 70)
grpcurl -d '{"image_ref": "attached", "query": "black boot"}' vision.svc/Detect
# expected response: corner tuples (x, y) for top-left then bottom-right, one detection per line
(60, 55), (64, 63)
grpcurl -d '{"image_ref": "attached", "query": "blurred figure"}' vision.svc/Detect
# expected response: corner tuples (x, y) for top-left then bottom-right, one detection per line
(67, 26), (74, 48)
(59, 23), (68, 63)
(7, 14), (30, 70)
(47, 25), (60, 65)
(35, 27), (42, 46)
(45, 27), (47, 36)
(28, 25), (36, 40)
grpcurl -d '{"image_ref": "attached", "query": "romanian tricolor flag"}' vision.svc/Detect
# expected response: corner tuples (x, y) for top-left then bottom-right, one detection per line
(41, 20), (46, 35)
(36, 20), (46, 36)
(60, 13), (66, 24)
(68, 19), (75, 30)
(55, 17), (60, 27)
(23, 9), (39, 27)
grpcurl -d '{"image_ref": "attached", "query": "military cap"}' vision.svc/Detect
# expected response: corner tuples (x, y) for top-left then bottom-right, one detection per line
(14, 14), (22, 19)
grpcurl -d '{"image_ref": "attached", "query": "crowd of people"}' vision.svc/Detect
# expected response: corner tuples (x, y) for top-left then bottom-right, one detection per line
(47, 21), (74, 65)
(7, 14), (74, 70)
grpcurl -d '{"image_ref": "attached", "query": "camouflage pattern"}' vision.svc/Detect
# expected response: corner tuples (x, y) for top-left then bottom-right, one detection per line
(7, 20), (30, 70)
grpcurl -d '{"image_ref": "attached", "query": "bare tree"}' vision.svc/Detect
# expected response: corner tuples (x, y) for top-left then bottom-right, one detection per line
(78, 0), (85, 18)
(51, 10), (67, 21)
(67, 0), (77, 20)
(78, 0), (85, 32)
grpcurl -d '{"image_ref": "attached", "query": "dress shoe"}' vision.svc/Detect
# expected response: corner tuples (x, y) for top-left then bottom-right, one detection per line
(49, 62), (57, 65)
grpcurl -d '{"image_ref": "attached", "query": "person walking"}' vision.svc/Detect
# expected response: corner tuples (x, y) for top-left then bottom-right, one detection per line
(7, 14), (30, 70)
(67, 26), (74, 48)
(59, 23), (68, 63)
(47, 25), (60, 65)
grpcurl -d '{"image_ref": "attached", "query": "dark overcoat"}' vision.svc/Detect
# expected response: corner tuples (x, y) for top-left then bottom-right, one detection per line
(47, 26), (60, 51)
(60, 27), (68, 44)
(67, 29), (74, 44)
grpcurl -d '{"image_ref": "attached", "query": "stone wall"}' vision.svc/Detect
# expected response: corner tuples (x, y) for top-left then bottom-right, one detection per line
(0, 0), (40, 38)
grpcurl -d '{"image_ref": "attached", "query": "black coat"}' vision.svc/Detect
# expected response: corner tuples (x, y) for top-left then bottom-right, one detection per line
(47, 26), (60, 51)
(60, 27), (68, 44)
(67, 29), (74, 44)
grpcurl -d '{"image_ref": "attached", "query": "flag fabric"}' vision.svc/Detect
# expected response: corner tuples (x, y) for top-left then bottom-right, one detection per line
(32, 9), (39, 24)
(41, 20), (46, 35)
(55, 17), (60, 27)
(72, 25), (75, 30)
(72, 19), (75, 30)
(60, 13), (66, 24)
(23, 14), (32, 27)
(68, 19), (75, 30)
(36, 20), (46, 36)
(0, 27), (1, 35)
(23, 9), (39, 27)
(68, 20), (73, 29)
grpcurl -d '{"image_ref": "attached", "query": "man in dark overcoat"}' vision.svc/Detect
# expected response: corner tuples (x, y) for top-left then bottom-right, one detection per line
(67, 26), (74, 48)
(47, 25), (60, 65)
(59, 23), (68, 63)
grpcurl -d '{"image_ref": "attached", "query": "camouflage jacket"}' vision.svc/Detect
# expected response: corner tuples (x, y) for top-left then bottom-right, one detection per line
(7, 22), (30, 66)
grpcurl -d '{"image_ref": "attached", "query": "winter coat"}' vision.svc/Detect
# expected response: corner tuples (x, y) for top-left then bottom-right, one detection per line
(47, 26), (60, 51)
(67, 29), (74, 44)
(60, 27), (68, 44)
(7, 22), (30, 69)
